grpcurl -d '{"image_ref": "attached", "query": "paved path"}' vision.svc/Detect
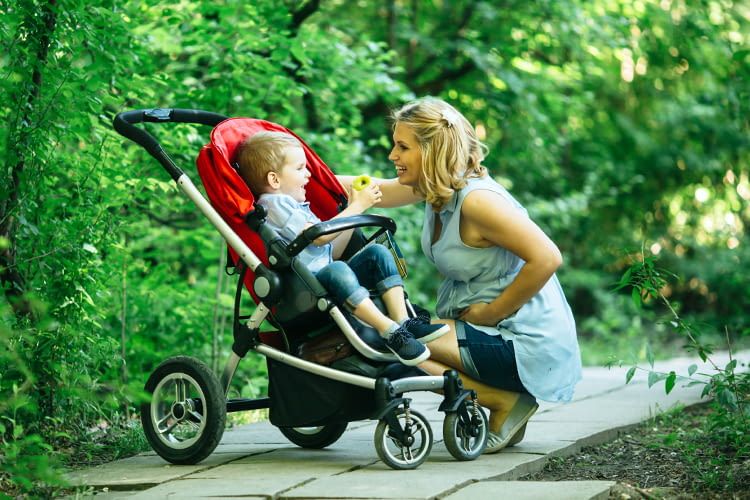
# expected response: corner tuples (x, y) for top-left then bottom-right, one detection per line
(66, 351), (748, 499)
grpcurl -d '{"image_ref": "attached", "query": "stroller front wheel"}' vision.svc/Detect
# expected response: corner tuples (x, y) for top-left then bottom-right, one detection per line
(141, 356), (226, 465)
(278, 422), (347, 449)
(443, 403), (488, 461)
(374, 408), (432, 470)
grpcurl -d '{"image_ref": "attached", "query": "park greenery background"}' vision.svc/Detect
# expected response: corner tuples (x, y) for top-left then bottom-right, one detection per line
(1, 0), (748, 494)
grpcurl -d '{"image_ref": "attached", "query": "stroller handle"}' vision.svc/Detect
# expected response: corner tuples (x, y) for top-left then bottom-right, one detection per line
(113, 109), (228, 180)
(286, 214), (397, 258)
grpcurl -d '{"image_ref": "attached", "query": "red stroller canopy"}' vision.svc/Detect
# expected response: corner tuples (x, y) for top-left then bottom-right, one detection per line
(196, 118), (349, 306)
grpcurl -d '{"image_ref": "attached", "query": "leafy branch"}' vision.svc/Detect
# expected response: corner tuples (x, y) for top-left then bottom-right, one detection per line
(613, 248), (748, 415)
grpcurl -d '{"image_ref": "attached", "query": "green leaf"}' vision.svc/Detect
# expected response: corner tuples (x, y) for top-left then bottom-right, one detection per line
(687, 364), (697, 376)
(625, 366), (636, 384)
(733, 49), (750, 61)
(725, 359), (737, 374)
(665, 371), (676, 394)
(648, 371), (665, 388)
(614, 267), (633, 290)
(631, 288), (641, 310)
(646, 344), (654, 368)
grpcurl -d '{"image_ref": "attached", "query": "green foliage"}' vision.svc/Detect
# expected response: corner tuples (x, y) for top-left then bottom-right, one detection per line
(612, 250), (749, 457)
(0, 0), (748, 491)
(649, 404), (750, 493)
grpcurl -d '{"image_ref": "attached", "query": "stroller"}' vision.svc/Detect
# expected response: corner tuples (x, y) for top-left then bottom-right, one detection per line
(113, 108), (488, 470)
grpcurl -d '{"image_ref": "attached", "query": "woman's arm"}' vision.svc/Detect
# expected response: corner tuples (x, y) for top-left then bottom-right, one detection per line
(458, 190), (562, 326)
(337, 175), (423, 208)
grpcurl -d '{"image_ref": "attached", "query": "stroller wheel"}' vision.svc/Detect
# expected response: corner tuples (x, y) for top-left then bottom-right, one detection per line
(443, 402), (488, 461)
(278, 422), (347, 449)
(141, 356), (226, 465)
(374, 408), (432, 470)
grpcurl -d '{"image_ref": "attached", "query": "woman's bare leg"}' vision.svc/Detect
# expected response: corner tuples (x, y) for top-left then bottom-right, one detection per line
(420, 319), (521, 433)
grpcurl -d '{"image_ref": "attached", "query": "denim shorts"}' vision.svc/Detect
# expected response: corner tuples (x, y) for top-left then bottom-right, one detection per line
(455, 321), (529, 394)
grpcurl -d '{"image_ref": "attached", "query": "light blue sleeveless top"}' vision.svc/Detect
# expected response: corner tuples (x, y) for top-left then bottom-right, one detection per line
(421, 176), (581, 402)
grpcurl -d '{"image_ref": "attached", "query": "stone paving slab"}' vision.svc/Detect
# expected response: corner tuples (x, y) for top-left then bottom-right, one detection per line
(65, 453), (248, 489)
(64, 351), (749, 499)
(230, 451), (545, 499)
(443, 480), (616, 500)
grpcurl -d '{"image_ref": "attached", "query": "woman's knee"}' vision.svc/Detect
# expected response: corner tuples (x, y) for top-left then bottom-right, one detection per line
(426, 321), (464, 369)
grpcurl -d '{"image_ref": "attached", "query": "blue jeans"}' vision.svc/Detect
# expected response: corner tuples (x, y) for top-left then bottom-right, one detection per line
(315, 244), (403, 309)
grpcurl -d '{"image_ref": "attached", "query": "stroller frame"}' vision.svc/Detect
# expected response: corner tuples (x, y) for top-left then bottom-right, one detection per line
(113, 108), (488, 469)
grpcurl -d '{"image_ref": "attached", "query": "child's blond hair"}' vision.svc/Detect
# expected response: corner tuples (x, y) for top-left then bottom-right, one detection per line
(235, 131), (302, 195)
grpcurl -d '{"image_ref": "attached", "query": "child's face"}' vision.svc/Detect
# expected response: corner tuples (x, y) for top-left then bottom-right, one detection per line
(274, 146), (310, 202)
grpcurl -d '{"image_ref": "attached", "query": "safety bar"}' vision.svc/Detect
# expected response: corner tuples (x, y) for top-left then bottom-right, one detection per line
(113, 108), (228, 180)
(287, 214), (397, 257)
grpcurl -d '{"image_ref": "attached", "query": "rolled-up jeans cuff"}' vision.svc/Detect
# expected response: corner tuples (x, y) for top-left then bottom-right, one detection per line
(376, 275), (403, 294)
(345, 287), (369, 309)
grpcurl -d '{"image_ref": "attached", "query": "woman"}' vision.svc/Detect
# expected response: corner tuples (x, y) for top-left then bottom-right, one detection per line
(339, 97), (581, 453)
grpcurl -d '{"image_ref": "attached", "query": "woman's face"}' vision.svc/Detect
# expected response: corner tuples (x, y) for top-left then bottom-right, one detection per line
(389, 122), (422, 187)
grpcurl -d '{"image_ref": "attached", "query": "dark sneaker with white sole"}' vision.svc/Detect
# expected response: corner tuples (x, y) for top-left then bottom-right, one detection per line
(402, 317), (450, 344)
(385, 327), (430, 366)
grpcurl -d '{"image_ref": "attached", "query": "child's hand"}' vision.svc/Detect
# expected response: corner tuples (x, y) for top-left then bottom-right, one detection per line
(350, 182), (382, 211)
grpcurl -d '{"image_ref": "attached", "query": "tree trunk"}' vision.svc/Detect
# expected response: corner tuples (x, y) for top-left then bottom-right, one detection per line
(0, 0), (58, 316)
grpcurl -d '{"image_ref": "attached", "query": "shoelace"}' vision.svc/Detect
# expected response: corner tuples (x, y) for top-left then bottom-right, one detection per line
(402, 317), (424, 330)
(388, 329), (409, 348)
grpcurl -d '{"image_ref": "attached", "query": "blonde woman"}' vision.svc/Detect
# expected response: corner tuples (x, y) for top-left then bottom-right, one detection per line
(338, 97), (581, 453)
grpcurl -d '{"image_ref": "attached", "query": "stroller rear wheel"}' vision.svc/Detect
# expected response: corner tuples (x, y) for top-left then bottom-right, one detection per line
(443, 402), (488, 461)
(374, 408), (432, 470)
(278, 422), (347, 449)
(141, 356), (226, 465)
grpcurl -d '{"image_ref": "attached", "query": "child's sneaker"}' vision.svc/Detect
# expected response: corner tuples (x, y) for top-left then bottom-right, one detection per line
(385, 327), (430, 366)
(402, 317), (450, 344)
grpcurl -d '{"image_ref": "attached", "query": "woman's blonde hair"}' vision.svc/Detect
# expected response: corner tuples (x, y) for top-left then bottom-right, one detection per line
(235, 131), (301, 196)
(391, 97), (488, 211)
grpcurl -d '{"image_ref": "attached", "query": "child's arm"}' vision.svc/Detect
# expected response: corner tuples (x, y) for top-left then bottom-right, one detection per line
(310, 183), (381, 247)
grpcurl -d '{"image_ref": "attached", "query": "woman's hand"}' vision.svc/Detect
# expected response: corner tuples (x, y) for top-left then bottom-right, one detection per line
(336, 174), (422, 208)
(458, 302), (497, 326)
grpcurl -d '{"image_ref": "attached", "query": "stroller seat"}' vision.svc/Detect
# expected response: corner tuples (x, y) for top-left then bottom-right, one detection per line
(196, 117), (398, 361)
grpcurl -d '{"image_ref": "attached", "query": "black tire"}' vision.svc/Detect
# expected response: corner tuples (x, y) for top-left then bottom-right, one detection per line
(278, 422), (348, 449)
(374, 409), (432, 470)
(443, 404), (488, 461)
(141, 356), (226, 465)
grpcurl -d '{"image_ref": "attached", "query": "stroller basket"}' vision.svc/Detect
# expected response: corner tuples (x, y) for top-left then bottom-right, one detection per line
(113, 108), (489, 469)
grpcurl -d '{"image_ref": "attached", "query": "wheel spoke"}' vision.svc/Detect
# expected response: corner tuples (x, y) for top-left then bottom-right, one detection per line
(156, 413), (174, 430)
(187, 409), (204, 424)
(159, 418), (180, 437)
(177, 378), (188, 402)
(410, 420), (426, 435)
(185, 419), (201, 432)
